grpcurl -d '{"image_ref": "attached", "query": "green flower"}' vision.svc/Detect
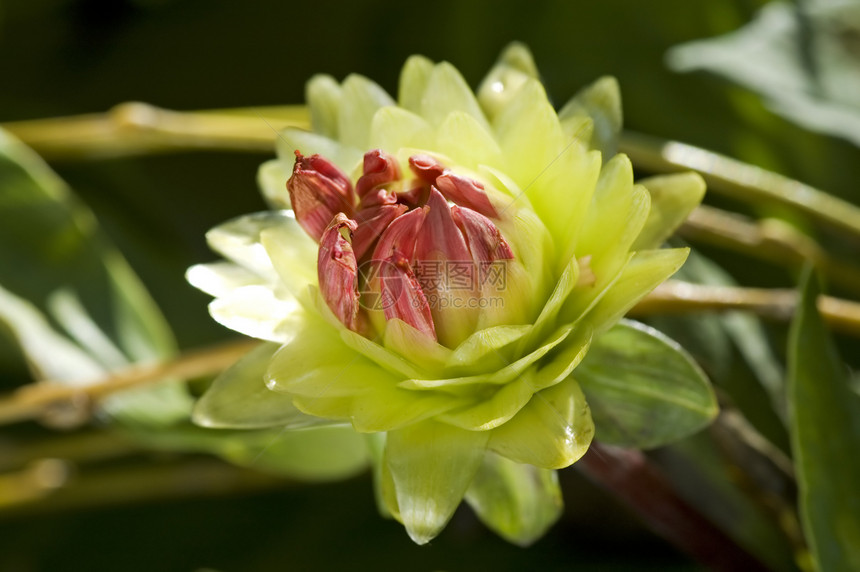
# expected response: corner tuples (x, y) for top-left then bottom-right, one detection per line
(188, 43), (716, 545)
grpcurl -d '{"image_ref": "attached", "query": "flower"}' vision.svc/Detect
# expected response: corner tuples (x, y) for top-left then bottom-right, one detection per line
(188, 43), (709, 545)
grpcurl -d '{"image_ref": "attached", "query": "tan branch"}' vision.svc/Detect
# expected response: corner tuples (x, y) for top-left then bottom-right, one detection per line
(2, 102), (308, 159)
(0, 283), (857, 429)
(681, 205), (860, 293)
(632, 280), (860, 337)
(0, 338), (259, 427)
(621, 130), (860, 237)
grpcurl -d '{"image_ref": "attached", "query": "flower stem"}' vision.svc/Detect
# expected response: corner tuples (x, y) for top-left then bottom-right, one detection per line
(620, 130), (860, 238)
(577, 441), (771, 571)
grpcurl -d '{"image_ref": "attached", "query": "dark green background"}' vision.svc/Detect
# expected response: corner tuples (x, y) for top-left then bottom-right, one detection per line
(1, 0), (854, 570)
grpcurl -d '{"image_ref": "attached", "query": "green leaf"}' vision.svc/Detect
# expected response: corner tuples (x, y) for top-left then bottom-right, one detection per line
(464, 453), (562, 547)
(384, 419), (488, 544)
(668, 1), (860, 148)
(788, 268), (860, 572)
(0, 128), (191, 425)
(577, 319), (717, 449)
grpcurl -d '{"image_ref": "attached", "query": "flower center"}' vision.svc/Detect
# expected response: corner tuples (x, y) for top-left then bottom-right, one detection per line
(288, 149), (517, 347)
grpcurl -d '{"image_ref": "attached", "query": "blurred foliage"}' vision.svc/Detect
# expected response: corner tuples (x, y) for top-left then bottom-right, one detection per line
(1, 0), (859, 570)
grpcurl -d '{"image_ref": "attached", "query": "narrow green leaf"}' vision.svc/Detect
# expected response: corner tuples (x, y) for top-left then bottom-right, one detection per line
(464, 453), (562, 547)
(0, 128), (191, 425)
(577, 319), (717, 449)
(788, 269), (860, 572)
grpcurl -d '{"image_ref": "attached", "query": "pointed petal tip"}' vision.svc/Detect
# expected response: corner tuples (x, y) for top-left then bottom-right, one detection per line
(356, 149), (402, 198)
(435, 172), (497, 218)
(287, 152), (356, 241)
(408, 153), (447, 184)
(451, 205), (514, 264)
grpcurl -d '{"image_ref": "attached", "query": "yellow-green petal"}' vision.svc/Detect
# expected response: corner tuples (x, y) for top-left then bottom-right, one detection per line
(464, 453), (562, 547)
(584, 247), (689, 333)
(256, 158), (292, 209)
(477, 42), (539, 121)
(420, 62), (490, 131)
(488, 377), (594, 469)
(193, 341), (330, 429)
(208, 284), (303, 343)
(186, 261), (263, 299)
(633, 172), (706, 250)
(435, 111), (503, 171)
(558, 76), (622, 157)
(368, 106), (434, 153)
(398, 54), (434, 114)
(338, 74), (395, 150)
(385, 419), (489, 544)
(306, 74), (342, 139)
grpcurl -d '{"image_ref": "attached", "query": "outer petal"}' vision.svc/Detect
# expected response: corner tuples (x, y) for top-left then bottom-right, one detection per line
(420, 62), (491, 132)
(435, 111), (503, 172)
(266, 317), (393, 401)
(206, 211), (301, 279)
(338, 74), (395, 150)
(569, 154), (649, 275)
(368, 107), (434, 154)
(632, 172), (706, 250)
(208, 284), (303, 343)
(186, 261), (263, 299)
(384, 419), (489, 544)
(276, 127), (362, 174)
(488, 377), (594, 469)
(257, 159), (292, 209)
(398, 55), (434, 114)
(437, 326), (591, 430)
(477, 42), (539, 120)
(464, 453), (562, 547)
(583, 247), (690, 333)
(401, 323), (574, 391)
(193, 341), (331, 429)
(558, 76), (622, 157)
(258, 213), (321, 299)
(306, 74), (342, 139)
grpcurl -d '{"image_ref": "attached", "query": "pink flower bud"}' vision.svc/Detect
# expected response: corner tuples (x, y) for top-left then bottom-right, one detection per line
(435, 172), (498, 218)
(317, 213), (362, 332)
(287, 152), (356, 241)
(356, 149), (401, 199)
